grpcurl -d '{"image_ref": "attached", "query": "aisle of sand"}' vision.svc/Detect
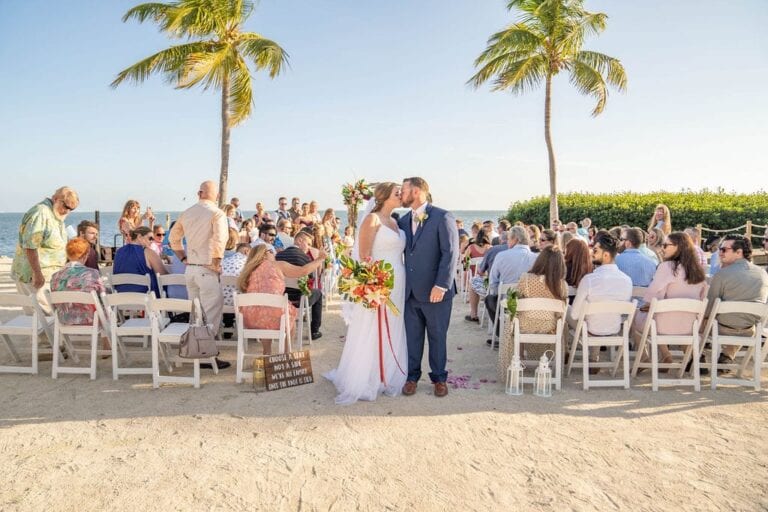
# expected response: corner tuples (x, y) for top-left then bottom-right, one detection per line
(1, 256), (767, 511)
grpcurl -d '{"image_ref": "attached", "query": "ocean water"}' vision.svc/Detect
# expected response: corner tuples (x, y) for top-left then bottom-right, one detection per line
(0, 209), (507, 258)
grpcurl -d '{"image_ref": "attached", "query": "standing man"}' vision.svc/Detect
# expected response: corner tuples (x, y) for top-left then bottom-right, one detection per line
(288, 197), (302, 222)
(12, 186), (79, 313)
(274, 197), (291, 221)
(230, 197), (243, 224)
(398, 177), (459, 398)
(77, 220), (100, 270)
(170, 180), (230, 369)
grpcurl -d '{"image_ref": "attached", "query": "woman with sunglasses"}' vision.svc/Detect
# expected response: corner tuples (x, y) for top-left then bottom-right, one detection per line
(632, 231), (707, 369)
(112, 226), (167, 297)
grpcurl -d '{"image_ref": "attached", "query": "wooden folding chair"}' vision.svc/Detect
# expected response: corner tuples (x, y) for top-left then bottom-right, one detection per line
(511, 298), (568, 390)
(234, 292), (289, 384)
(631, 298), (707, 391)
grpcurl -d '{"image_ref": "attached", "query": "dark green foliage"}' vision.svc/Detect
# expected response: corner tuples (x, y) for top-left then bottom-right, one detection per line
(507, 190), (768, 231)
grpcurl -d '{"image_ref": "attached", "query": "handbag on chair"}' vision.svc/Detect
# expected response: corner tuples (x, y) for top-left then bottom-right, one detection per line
(179, 306), (220, 359)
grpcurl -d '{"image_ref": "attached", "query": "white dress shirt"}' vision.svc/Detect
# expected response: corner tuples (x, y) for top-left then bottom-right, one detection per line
(411, 203), (428, 234)
(570, 263), (633, 335)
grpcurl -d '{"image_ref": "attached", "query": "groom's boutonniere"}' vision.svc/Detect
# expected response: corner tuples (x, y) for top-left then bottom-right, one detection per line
(416, 212), (429, 226)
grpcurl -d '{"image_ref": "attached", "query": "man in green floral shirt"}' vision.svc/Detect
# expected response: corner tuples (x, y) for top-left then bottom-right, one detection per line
(11, 187), (80, 312)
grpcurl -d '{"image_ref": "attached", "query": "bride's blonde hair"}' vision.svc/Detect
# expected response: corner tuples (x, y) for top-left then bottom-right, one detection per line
(371, 182), (398, 213)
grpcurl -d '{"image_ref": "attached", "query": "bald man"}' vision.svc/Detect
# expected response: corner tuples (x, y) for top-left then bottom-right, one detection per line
(170, 181), (230, 368)
(12, 186), (80, 313)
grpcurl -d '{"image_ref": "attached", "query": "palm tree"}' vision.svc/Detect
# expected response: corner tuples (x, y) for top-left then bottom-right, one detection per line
(469, 0), (627, 225)
(112, 0), (288, 207)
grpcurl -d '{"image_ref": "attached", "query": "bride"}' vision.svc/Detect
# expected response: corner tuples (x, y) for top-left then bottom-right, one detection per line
(324, 182), (408, 405)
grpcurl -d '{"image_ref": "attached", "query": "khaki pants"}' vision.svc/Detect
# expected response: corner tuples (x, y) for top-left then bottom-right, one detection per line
(717, 324), (755, 359)
(16, 279), (52, 316)
(185, 266), (223, 336)
(567, 315), (601, 361)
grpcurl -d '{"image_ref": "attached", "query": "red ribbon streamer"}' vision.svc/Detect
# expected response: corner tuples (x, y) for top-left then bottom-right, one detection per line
(377, 305), (406, 385)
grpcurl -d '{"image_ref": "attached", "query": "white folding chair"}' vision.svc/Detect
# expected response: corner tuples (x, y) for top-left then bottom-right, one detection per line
(0, 294), (52, 374)
(285, 277), (311, 347)
(566, 300), (637, 390)
(631, 298), (708, 391)
(48, 290), (109, 380)
(99, 265), (114, 292)
(110, 273), (151, 292)
(511, 298), (568, 390)
(149, 297), (217, 389)
(701, 299), (768, 391)
(157, 273), (187, 299)
(463, 257), (484, 303)
(104, 292), (158, 380)
(491, 282), (517, 348)
(739, 316), (768, 379)
(218, 275), (239, 347)
(234, 292), (290, 384)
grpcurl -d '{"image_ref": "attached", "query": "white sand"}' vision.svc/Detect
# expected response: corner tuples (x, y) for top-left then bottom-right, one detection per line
(1, 259), (767, 511)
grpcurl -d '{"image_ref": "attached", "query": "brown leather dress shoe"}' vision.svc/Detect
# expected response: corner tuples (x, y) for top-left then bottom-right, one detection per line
(402, 381), (418, 396)
(434, 382), (448, 397)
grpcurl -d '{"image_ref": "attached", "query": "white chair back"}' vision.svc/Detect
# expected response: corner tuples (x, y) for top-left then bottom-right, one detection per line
(0, 294), (42, 374)
(233, 292), (289, 384)
(47, 290), (107, 380)
(110, 273), (151, 291)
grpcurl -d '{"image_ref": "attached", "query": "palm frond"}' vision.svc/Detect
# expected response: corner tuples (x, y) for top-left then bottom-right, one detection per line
(238, 33), (289, 78)
(568, 60), (608, 116)
(111, 41), (213, 88)
(121, 2), (176, 24)
(227, 55), (253, 126)
(491, 54), (548, 94)
(468, 50), (539, 88)
(176, 43), (231, 90)
(575, 50), (627, 91)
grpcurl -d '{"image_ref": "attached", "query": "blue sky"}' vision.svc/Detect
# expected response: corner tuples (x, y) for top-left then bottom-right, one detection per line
(0, 0), (766, 212)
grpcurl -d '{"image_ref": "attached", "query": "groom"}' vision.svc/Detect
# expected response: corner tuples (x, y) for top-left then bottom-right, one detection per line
(398, 177), (460, 397)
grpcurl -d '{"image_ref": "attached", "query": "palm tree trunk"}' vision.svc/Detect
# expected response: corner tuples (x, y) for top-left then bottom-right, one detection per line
(544, 73), (558, 227)
(219, 76), (231, 208)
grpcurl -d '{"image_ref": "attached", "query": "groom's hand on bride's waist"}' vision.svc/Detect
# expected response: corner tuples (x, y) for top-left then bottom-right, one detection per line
(429, 286), (446, 303)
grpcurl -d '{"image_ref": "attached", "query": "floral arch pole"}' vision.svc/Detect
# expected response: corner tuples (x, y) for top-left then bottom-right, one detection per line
(341, 180), (373, 232)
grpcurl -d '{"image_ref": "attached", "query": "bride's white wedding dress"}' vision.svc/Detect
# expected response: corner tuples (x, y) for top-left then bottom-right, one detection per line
(324, 225), (408, 405)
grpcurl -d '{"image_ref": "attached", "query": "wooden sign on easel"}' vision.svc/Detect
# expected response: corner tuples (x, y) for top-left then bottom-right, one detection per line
(254, 350), (314, 392)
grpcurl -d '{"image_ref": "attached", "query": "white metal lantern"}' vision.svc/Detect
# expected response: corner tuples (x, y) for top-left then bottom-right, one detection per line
(534, 350), (554, 397)
(506, 354), (525, 396)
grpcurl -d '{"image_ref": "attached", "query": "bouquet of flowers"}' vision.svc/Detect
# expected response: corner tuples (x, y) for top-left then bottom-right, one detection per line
(341, 179), (373, 206)
(297, 276), (311, 297)
(337, 255), (399, 315)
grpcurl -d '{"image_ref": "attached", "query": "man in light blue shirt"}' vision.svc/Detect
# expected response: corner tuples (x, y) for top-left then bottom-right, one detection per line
(485, 226), (538, 342)
(615, 227), (657, 286)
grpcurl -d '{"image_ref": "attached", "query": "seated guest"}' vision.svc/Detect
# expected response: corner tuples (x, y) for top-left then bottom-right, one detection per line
(277, 230), (326, 340)
(458, 233), (470, 256)
(237, 244), (326, 353)
(469, 222), (482, 244)
(482, 220), (498, 245)
(250, 223), (277, 253)
(684, 227), (707, 268)
(498, 246), (568, 380)
(276, 218), (295, 249)
(113, 226), (167, 297)
(560, 231), (576, 252)
(239, 219), (254, 245)
(637, 229), (660, 264)
(632, 231), (708, 367)
(77, 220), (100, 270)
(615, 227), (657, 286)
(568, 232), (633, 370)
(485, 226), (538, 344)
(538, 229), (557, 252)
(564, 238), (593, 303)
(646, 227), (665, 262)
(462, 231), (492, 321)
(296, 203), (315, 228)
(704, 234), (768, 366)
(527, 224), (541, 251)
(221, 243), (250, 336)
(50, 238), (106, 325)
(223, 228), (240, 259)
(706, 235), (722, 276)
(456, 219), (469, 238)
(577, 218), (591, 240)
(150, 224), (166, 257)
(222, 204), (239, 231)
(496, 220), (511, 246)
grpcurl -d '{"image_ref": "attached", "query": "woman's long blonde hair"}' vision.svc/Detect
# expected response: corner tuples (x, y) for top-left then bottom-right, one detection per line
(648, 204), (672, 235)
(121, 200), (140, 224)
(237, 244), (270, 292)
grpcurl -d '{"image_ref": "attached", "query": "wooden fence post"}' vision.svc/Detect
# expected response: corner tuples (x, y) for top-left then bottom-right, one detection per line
(746, 220), (752, 240)
(166, 213), (171, 229)
(94, 210), (101, 261)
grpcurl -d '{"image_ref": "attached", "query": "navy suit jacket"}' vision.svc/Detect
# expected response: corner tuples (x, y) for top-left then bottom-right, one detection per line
(398, 204), (460, 303)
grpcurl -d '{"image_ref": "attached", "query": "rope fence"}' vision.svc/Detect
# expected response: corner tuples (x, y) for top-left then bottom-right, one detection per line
(697, 221), (768, 241)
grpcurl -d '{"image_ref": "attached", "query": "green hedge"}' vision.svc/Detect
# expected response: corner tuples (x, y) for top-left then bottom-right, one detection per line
(506, 190), (768, 234)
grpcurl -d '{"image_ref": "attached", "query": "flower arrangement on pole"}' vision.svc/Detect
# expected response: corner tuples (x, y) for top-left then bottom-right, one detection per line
(341, 179), (373, 231)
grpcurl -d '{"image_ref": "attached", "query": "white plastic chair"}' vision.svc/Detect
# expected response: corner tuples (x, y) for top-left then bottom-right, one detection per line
(104, 292), (157, 380)
(463, 257), (484, 303)
(157, 273), (187, 299)
(511, 298), (568, 390)
(631, 298), (708, 391)
(99, 266), (114, 291)
(149, 298), (217, 389)
(110, 273), (151, 292)
(566, 300), (637, 390)
(285, 277), (311, 347)
(631, 286), (649, 300)
(0, 294), (50, 374)
(701, 299), (768, 391)
(234, 292), (290, 384)
(48, 290), (109, 380)
(491, 282), (517, 348)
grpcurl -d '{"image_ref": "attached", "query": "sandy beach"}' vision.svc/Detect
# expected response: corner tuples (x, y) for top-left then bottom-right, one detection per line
(1, 255), (767, 511)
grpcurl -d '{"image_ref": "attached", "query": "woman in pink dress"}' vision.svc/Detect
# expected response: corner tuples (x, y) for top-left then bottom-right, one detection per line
(237, 244), (326, 354)
(633, 231), (708, 367)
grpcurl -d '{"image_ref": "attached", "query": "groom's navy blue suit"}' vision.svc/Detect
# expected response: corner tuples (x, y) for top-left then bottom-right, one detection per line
(398, 204), (460, 383)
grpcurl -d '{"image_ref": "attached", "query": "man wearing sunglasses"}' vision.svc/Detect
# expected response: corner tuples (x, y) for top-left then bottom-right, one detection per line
(11, 186), (79, 313)
(704, 234), (768, 366)
(250, 223), (278, 254)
